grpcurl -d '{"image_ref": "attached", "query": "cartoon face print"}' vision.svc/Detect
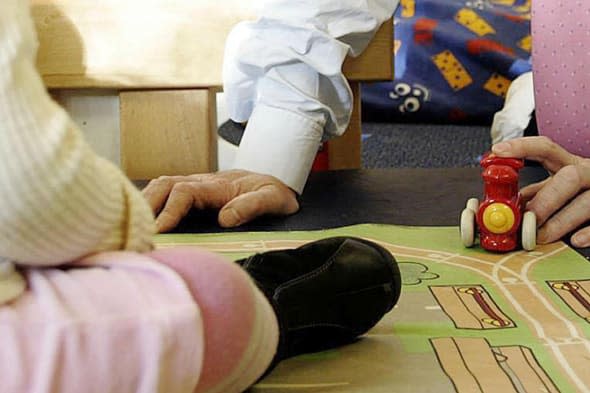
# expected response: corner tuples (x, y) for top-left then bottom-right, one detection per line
(466, 0), (486, 10)
(388, 82), (430, 113)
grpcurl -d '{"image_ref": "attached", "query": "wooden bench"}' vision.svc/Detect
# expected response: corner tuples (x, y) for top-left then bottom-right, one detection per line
(32, 0), (393, 179)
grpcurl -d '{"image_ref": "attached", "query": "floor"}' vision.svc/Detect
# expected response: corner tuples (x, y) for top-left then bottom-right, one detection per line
(217, 120), (493, 170)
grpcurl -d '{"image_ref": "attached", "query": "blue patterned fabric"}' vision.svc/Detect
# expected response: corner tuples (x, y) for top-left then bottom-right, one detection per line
(362, 0), (532, 124)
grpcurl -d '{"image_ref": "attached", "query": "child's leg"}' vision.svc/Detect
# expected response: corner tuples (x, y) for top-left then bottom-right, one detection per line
(148, 247), (279, 393)
(0, 252), (204, 393)
(0, 250), (278, 393)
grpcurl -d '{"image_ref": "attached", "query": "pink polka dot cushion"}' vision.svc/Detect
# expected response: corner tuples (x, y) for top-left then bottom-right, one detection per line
(532, 0), (590, 156)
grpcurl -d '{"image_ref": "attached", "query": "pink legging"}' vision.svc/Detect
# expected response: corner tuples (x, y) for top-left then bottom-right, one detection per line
(149, 248), (279, 393)
(0, 248), (278, 393)
(532, 0), (590, 156)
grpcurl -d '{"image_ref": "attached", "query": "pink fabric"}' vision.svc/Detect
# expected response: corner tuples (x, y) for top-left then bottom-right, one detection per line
(148, 247), (264, 392)
(0, 252), (203, 393)
(0, 249), (278, 393)
(532, 0), (590, 156)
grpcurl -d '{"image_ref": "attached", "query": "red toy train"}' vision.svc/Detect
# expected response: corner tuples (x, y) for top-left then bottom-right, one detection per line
(461, 153), (536, 252)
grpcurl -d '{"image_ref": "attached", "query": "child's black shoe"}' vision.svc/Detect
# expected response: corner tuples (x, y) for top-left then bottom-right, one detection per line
(236, 236), (402, 367)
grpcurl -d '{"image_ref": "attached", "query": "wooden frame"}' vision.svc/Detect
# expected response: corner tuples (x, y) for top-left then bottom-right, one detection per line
(119, 89), (218, 179)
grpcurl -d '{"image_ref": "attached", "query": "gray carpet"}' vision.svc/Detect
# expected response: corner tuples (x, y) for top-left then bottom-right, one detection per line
(361, 122), (491, 168)
(218, 121), (492, 169)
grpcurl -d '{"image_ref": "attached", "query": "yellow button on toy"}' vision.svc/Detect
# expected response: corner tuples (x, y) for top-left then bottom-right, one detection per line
(483, 203), (515, 234)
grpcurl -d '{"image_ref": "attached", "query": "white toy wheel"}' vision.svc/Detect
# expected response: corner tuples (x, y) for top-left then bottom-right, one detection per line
(522, 211), (537, 251)
(461, 208), (476, 247)
(466, 198), (479, 213)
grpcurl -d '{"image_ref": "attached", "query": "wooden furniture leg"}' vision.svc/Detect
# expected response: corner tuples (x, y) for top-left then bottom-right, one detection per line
(120, 89), (218, 180)
(327, 82), (362, 170)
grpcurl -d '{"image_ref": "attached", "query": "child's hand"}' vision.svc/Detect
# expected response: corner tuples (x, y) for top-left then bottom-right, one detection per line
(492, 136), (590, 247)
(142, 170), (299, 231)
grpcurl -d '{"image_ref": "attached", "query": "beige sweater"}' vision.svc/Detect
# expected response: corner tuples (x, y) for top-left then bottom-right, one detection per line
(0, 0), (156, 302)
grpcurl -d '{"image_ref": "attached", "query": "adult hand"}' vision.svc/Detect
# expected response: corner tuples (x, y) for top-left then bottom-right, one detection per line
(142, 170), (299, 232)
(492, 136), (590, 247)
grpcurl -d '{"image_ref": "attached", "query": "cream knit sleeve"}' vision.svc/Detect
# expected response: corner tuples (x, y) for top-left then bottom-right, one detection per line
(0, 0), (155, 266)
